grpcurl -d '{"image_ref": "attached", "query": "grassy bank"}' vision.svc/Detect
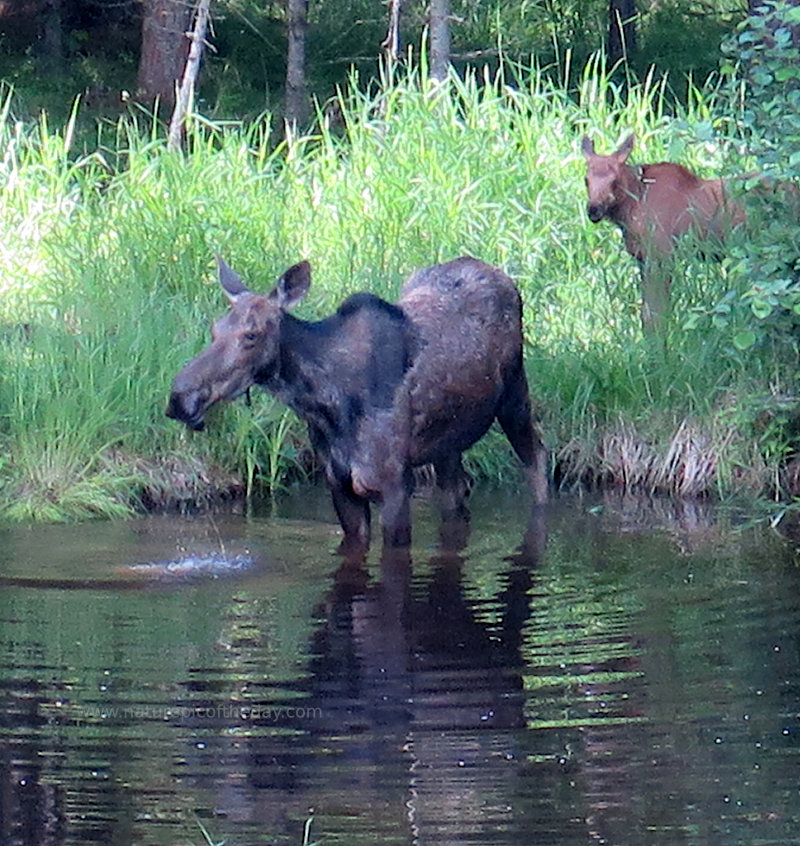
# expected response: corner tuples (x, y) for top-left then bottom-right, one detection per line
(0, 62), (797, 521)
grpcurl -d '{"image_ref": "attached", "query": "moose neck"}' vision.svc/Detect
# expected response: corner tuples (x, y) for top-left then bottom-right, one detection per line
(610, 162), (647, 225)
(253, 300), (413, 445)
(255, 313), (338, 413)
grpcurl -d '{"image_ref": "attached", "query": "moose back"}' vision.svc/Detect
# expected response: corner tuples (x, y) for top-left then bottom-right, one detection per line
(166, 256), (548, 549)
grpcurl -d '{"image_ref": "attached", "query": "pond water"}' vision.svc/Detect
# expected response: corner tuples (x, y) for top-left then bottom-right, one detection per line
(1, 487), (799, 846)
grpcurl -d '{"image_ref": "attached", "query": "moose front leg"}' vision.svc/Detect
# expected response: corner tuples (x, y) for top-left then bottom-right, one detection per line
(637, 254), (672, 337)
(378, 468), (413, 549)
(330, 482), (372, 553)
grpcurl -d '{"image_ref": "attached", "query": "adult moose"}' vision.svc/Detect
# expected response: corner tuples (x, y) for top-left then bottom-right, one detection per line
(581, 134), (746, 333)
(166, 256), (548, 550)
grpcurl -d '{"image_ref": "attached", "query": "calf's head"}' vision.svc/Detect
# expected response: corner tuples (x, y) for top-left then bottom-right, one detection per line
(166, 257), (310, 431)
(581, 134), (635, 223)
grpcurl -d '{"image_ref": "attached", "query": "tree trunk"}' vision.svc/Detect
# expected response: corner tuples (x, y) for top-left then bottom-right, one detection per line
(284, 0), (309, 128)
(136, 0), (193, 115)
(167, 0), (211, 151)
(383, 0), (403, 67)
(39, 0), (63, 75)
(429, 0), (451, 81)
(608, 0), (637, 66)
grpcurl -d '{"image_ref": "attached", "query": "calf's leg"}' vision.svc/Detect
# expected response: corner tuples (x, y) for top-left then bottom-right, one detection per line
(637, 254), (672, 336)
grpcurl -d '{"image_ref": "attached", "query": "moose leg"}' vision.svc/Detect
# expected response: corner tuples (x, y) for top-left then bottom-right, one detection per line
(433, 453), (472, 551)
(330, 482), (371, 551)
(638, 255), (672, 336)
(496, 364), (549, 505)
(434, 453), (471, 521)
(379, 469), (413, 548)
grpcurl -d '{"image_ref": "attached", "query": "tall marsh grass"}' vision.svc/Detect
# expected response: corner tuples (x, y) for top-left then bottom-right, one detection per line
(0, 62), (793, 520)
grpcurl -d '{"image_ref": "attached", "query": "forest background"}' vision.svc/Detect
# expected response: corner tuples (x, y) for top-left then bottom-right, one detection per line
(0, 1), (751, 121)
(2, 0), (800, 522)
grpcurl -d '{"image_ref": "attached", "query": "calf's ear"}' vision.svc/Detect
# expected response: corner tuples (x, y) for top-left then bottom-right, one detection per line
(272, 261), (311, 309)
(216, 255), (250, 300)
(581, 136), (595, 158)
(616, 134), (635, 162)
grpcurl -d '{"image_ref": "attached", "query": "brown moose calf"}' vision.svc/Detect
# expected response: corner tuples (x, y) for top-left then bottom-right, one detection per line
(581, 134), (746, 332)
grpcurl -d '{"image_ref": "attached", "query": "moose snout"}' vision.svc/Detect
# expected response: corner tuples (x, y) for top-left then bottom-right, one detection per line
(166, 384), (208, 431)
(587, 204), (605, 223)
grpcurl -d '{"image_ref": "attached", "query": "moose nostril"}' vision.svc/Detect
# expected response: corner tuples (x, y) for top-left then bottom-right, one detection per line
(165, 392), (186, 421)
(166, 388), (204, 425)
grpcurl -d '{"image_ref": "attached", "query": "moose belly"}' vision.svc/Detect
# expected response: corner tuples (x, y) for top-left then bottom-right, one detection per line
(409, 391), (498, 467)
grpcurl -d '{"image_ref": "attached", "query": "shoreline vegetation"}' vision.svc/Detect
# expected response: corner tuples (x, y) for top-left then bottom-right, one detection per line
(2, 60), (799, 523)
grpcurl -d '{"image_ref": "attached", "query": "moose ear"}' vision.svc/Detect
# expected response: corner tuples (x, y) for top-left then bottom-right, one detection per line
(581, 136), (595, 158)
(616, 134), (635, 162)
(271, 261), (311, 310)
(216, 255), (250, 300)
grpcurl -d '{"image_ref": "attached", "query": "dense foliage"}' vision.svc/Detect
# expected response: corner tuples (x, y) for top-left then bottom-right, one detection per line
(2, 0), (800, 522)
(712, 1), (800, 350)
(1, 53), (799, 521)
(0, 1), (748, 119)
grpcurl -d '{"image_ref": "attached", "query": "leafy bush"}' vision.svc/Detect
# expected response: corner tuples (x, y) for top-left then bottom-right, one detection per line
(717, 1), (800, 352)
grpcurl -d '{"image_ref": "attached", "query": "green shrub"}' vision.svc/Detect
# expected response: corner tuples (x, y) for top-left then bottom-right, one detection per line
(714, 1), (800, 352)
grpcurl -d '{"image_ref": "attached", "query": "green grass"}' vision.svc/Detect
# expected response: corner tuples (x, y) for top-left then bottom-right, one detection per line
(0, 60), (796, 521)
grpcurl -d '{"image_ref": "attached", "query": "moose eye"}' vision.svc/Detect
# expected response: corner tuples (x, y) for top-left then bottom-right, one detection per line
(242, 332), (258, 343)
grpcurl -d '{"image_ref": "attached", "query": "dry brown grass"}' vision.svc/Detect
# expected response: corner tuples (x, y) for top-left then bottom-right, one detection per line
(557, 417), (770, 499)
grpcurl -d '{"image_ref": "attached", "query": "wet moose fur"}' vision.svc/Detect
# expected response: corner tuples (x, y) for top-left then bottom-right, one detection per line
(167, 256), (548, 549)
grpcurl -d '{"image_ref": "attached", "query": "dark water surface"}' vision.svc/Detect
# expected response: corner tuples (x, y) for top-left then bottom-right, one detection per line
(1, 488), (800, 846)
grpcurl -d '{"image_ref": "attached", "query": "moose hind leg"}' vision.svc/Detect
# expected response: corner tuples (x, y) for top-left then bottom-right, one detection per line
(434, 453), (472, 521)
(433, 454), (473, 550)
(496, 364), (548, 505)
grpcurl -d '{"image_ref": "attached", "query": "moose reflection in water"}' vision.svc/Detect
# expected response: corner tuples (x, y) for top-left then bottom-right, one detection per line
(167, 512), (554, 841)
(167, 510), (647, 846)
(581, 134), (746, 332)
(4, 495), (800, 844)
(0, 701), (65, 845)
(167, 256), (548, 550)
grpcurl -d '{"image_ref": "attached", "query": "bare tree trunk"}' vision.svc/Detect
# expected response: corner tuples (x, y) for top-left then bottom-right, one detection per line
(608, 0), (637, 66)
(383, 0), (403, 67)
(429, 0), (450, 81)
(167, 0), (211, 151)
(136, 0), (193, 115)
(284, 0), (309, 128)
